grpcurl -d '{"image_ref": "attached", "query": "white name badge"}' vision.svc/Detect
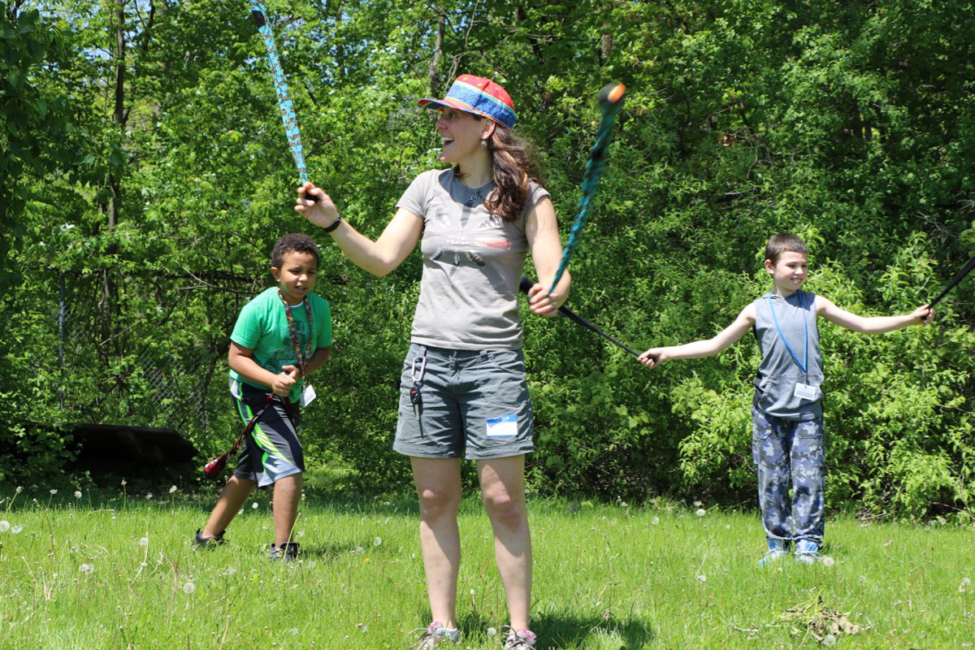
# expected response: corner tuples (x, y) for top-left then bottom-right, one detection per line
(300, 383), (317, 408)
(794, 383), (818, 401)
(486, 414), (518, 438)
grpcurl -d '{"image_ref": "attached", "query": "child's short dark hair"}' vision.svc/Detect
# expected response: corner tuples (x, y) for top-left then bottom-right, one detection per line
(765, 233), (807, 265)
(272, 233), (320, 269)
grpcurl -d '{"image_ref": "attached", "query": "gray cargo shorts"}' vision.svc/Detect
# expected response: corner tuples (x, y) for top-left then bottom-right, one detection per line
(393, 343), (534, 460)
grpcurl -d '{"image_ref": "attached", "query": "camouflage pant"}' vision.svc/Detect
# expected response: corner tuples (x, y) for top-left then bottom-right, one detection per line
(752, 407), (824, 547)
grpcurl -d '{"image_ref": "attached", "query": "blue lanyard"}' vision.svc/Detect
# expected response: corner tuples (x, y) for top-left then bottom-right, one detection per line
(767, 291), (807, 375)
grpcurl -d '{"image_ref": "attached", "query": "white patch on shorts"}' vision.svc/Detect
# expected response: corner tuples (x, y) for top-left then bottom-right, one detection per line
(486, 414), (518, 438)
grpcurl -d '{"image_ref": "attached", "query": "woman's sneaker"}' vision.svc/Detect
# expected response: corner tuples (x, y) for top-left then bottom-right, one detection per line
(758, 539), (788, 566)
(269, 541), (300, 561)
(193, 529), (226, 547)
(405, 622), (460, 648)
(794, 539), (820, 564)
(501, 627), (536, 650)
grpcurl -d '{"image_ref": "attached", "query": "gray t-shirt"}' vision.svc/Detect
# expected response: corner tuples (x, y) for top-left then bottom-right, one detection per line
(752, 290), (824, 421)
(397, 168), (550, 350)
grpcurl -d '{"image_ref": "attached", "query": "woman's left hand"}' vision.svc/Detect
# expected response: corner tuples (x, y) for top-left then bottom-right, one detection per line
(528, 283), (560, 317)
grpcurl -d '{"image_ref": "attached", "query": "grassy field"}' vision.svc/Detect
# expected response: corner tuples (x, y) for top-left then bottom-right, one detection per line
(0, 484), (972, 649)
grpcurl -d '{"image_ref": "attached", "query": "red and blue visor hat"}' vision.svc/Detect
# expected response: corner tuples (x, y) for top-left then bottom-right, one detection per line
(419, 74), (516, 130)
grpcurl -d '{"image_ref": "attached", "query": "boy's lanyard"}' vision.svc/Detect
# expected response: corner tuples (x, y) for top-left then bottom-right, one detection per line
(278, 289), (313, 375)
(767, 290), (808, 379)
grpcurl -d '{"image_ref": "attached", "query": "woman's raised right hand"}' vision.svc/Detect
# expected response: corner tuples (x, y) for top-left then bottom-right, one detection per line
(295, 183), (341, 229)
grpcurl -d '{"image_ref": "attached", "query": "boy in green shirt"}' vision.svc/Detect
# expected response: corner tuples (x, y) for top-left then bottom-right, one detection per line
(195, 233), (332, 559)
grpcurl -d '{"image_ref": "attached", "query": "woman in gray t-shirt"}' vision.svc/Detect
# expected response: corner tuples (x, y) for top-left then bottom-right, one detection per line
(295, 74), (570, 650)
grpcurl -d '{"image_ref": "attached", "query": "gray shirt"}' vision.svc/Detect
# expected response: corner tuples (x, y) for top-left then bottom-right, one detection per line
(752, 290), (824, 421)
(397, 169), (550, 350)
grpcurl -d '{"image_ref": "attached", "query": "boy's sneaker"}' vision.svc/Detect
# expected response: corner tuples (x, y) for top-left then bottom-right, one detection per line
(758, 539), (788, 566)
(269, 541), (300, 561)
(193, 529), (226, 547)
(501, 627), (536, 650)
(794, 539), (820, 564)
(405, 622), (460, 648)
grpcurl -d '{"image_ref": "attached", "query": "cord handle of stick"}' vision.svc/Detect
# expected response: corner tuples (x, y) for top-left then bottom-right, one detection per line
(926, 254), (975, 310)
(520, 276), (641, 358)
(548, 83), (626, 295)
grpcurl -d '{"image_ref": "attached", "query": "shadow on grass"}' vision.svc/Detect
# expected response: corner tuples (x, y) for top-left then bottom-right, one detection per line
(450, 610), (654, 650)
(531, 613), (654, 650)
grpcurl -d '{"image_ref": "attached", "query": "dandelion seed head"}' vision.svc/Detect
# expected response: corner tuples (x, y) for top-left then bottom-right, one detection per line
(822, 556), (835, 567)
(470, 589), (475, 595)
(651, 516), (660, 525)
(79, 563), (93, 574)
(962, 577), (972, 587)
(486, 628), (497, 638)
(145, 493), (152, 500)
(373, 536), (382, 546)
(0, 521), (9, 533)
(697, 574), (706, 583)
(252, 502), (259, 509)
(822, 634), (837, 646)
(696, 509), (706, 517)
(169, 485), (178, 494)
(15, 486), (23, 493)
(74, 491), (82, 499)
(182, 582), (196, 594)
(139, 537), (149, 547)
(11, 525), (22, 534)
(50, 489), (58, 495)
(121, 480), (127, 486)
(620, 501), (628, 508)
(290, 628), (299, 636)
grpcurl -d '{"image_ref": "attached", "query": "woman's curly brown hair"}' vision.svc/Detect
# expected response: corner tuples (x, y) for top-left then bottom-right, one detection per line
(454, 120), (543, 222)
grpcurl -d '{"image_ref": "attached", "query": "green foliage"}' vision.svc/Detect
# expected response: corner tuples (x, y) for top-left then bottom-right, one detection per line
(1, 0), (974, 516)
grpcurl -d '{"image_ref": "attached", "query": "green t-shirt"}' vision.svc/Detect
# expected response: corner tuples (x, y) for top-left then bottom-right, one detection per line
(228, 287), (333, 402)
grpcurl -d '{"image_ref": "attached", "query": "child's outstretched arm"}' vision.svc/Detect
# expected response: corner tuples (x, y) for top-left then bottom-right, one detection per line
(638, 304), (757, 369)
(816, 297), (933, 333)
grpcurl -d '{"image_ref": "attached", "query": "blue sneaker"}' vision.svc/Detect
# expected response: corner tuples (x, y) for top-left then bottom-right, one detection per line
(758, 539), (789, 566)
(794, 539), (820, 564)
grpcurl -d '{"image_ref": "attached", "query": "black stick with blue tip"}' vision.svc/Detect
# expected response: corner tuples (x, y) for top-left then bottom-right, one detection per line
(926, 253), (975, 309)
(547, 82), (626, 295)
(520, 276), (641, 358)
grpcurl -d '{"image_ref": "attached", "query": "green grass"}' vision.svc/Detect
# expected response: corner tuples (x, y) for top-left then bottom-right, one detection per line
(0, 486), (972, 649)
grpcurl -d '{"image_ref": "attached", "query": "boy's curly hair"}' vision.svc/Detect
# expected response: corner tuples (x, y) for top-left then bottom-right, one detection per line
(272, 233), (320, 269)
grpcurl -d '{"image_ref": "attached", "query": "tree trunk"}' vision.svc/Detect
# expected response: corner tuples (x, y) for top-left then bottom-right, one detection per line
(429, 11), (445, 96)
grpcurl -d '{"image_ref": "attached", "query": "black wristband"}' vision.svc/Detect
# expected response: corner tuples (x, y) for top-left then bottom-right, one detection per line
(323, 215), (343, 233)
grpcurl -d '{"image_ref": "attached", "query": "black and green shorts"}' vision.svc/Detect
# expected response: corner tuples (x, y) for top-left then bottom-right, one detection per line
(229, 379), (304, 487)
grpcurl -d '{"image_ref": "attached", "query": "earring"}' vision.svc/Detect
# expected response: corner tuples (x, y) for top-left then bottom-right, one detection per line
(480, 140), (488, 148)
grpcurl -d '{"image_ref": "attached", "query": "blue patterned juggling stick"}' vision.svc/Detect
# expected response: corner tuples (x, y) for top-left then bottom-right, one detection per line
(249, 3), (313, 192)
(548, 83), (626, 295)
